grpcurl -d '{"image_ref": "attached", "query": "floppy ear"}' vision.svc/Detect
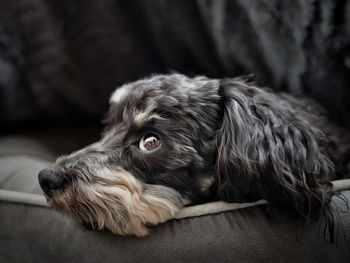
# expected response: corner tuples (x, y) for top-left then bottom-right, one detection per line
(212, 78), (335, 223)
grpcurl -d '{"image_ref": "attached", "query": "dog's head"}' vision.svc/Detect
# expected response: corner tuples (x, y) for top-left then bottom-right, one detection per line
(38, 74), (222, 235)
(38, 74), (335, 236)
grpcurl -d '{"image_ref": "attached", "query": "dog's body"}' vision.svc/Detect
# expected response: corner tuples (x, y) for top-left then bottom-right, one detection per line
(38, 74), (350, 236)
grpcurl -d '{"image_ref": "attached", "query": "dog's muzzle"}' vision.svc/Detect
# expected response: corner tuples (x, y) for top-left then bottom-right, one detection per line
(38, 169), (66, 197)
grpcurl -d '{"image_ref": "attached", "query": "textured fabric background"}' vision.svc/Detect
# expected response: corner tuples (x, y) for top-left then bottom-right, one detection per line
(0, 0), (349, 126)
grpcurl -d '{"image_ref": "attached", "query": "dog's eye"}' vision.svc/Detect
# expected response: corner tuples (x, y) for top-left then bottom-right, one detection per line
(139, 134), (161, 152)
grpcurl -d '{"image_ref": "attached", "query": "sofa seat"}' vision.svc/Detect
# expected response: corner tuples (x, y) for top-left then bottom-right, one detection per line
(1, 136), (350, 263)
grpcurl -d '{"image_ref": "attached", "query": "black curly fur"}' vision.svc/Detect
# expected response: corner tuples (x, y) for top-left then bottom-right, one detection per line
(213, 78), (346, 241)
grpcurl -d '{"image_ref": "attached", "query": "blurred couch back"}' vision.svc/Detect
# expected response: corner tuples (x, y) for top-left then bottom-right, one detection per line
(1, 0), (350, 129)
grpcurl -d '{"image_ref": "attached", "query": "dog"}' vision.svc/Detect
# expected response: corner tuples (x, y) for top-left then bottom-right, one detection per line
(38, 74), (350, 237)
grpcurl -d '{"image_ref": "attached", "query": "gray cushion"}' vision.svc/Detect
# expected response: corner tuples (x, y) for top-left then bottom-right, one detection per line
(1, 193), (350, 263)
(1, 137), (350, 263)
(0, 137), (54, 194)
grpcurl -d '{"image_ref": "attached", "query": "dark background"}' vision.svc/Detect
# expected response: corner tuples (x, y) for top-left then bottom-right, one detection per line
(1, 0), (349, 136)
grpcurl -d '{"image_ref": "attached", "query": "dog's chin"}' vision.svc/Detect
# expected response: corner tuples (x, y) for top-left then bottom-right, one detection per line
(43, 170), (184, 236)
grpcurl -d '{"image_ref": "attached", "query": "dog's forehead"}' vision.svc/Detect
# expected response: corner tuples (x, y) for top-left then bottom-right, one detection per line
(106, 74), (215, 128)
(109, 74), (209, 105)
(110, 76), (169, 105)
(106, 75), (181, 127)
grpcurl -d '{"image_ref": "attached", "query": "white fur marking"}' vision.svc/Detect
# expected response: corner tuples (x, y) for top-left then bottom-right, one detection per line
(110, 86), (129, 104)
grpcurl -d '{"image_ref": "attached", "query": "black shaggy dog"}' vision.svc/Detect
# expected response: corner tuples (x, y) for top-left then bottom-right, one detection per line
(38, 74), (350, 236)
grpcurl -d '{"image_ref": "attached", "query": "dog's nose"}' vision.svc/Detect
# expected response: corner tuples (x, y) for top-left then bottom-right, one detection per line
(38, 169), (66, 197)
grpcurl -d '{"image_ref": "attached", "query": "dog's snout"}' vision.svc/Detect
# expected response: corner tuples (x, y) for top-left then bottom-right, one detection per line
(38, 169), (66, 197)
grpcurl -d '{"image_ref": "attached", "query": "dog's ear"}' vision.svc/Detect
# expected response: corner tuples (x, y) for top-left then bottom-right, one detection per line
(213, 79), (335, 225)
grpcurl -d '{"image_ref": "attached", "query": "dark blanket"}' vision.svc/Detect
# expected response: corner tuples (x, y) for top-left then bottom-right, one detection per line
(1, 0), (349, 126)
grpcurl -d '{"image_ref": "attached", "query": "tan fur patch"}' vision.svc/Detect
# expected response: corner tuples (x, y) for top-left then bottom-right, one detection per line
(134, 112), (164, 126)
(47, 167), (183, 236)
